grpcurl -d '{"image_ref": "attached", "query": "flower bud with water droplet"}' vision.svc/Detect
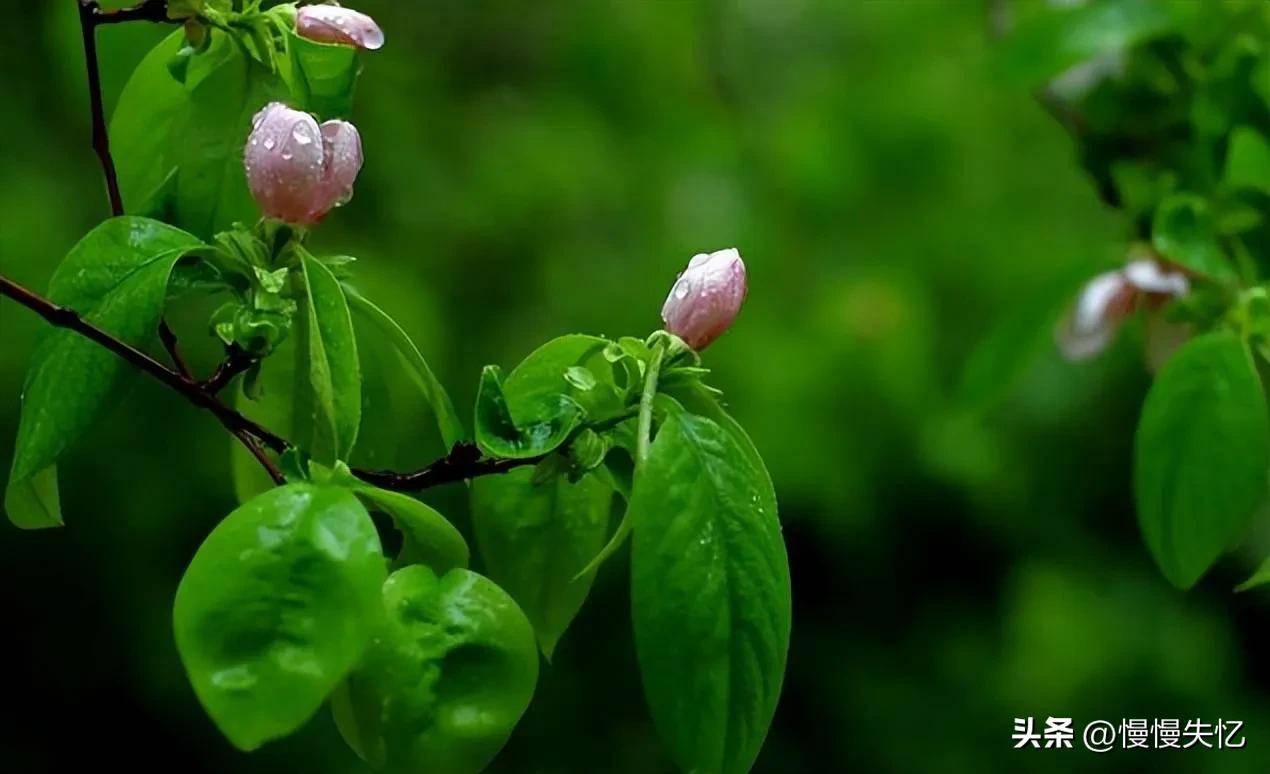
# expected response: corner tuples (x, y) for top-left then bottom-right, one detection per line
(244, 102), (364, 226)
(660, 248), (748, 350)
(296, 3), (385, 50)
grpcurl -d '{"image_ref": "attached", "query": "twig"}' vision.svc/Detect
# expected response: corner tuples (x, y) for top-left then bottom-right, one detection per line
(90, 0), (176, 27)
(1, 274), (557, 492)
(201, 344), (257, 394)
(0, 275), (287, 455)
(353, 444), (543, 490)
(158, 320), (193, 380)
(78, 1), (195, 379)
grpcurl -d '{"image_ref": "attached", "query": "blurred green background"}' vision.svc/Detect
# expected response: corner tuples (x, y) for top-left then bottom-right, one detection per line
(2, 1), (1268, 772)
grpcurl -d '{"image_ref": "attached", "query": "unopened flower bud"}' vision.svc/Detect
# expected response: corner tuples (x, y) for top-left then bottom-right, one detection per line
(243, 102), (364, 226)
(661, 248), (748, 350)
(1057, 258), (1189, 361)
(296, 4), (384, 50)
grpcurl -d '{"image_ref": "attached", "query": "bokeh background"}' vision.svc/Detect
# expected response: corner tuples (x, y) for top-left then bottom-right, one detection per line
(2, 1), (1269, 772)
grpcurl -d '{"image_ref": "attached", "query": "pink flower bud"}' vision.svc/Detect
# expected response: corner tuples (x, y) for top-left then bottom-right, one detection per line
(661, 248), (748, 350)
(243, 102), (364, 226)
(1057, 257), (1189, 361)
(296, 4), (384, 50)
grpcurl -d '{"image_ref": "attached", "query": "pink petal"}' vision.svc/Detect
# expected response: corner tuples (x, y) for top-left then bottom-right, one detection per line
(661, 248), (748, 350)
(296, 5), (385, 51)
(311, 120), (364, 220)
(1056, 271), (1136, 361)
(244, 102), (326, 225)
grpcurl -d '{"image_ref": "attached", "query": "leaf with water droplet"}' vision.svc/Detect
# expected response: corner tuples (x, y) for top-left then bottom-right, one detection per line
(630, 413), (789, 774)
(471, 468), (613, 658)
(474, 366), (584, 459)
(174, 483), (385, 751)
(330, 566), (538, 771)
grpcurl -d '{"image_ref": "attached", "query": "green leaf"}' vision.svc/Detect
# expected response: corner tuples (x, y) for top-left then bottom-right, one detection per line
(502, 334), (621, 419)
(1223, 126), (1270, 195)
(113, 31), (290, 238)
(343, 286), (464, 451)
(296, 255), (361, 463)
(630, 413), (790, 774)
(1134, 332), (1270, 589)
(173, 483), (386, 750)
(110, 31), (189, 220)
(5, 217), (202, 528)
(473, 335), (625, 459)
(474, 366), (584, 459)
(995, 0), (1175, 86)
(353, 486), (469, 573)
(285, 29), (360, 119)
(1236, 557), (1270, 592)
(471, 467), (613, 658)
(331, 566), (538, 773)
(231, 335), (299, 504)
(1152, 194), (1235, 281)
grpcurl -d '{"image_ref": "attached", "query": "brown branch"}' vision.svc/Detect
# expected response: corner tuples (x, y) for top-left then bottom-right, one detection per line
(90, 0), (177, 27)
(1, 274), (551, 493)
(158, 320), (193, 380)
(0, 274), (287, 456)
(79, 1), (194, 379)
(353, 444), (543, 491)
(201, 344), (257, 394)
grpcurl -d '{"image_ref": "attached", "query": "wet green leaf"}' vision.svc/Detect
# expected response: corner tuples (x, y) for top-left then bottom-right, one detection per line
(331, 566), (538, 773)
(173, 483), (385, 750)
(5, 217), (202, 528)
(630, 413), (790, 774)
(471, 468), (613, 658)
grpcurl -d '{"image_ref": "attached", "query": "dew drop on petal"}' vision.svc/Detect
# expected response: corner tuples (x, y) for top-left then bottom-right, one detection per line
(674, 280), (691, 300)
(263, 137), (277, 151)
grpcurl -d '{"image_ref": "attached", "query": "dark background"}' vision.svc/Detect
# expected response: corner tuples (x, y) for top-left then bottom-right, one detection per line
(1, 1), (1268, 772)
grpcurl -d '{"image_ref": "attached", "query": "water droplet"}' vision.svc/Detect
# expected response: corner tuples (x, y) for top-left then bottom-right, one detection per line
(211, 666), (257, 691)
(292, 125), (314, 145)
(281, 150), (294, 161)
(263, 137), (277, 151)
(673, 280), (690, 300)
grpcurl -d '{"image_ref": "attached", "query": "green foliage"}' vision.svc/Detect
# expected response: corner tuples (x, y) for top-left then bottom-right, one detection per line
(295, 254), (361, 463)
(285, 29), (360, 119)
(471, 467), (613, 658)
(173, 483), (386, 750)
(353, 484), (469, 573)
(5, 217), (202, 528)
(1223, 125), (1270, 195)
(995, 0), (1175, 86)
(989, 0), (1270, 591)
(330, 565), (538, 773)
(343, 286), (464, 451)
(1151, 194), (1234, 280)
(1134, 332), (1270, 588)
(474, 365), (584, 459)
(631, 412), (790, 774)
(112, 30), (290, 238)
(3, 6), (793, 771)
(1237, 557), (1270, 591)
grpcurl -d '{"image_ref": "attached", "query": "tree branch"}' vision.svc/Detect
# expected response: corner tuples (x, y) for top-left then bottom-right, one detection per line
(89, 0), (177, 27)
(200, 344), (257, 394)
(79, 1), (194, 379)
(353, 445), (542, 491)
(0, 274), (287, 455)
(1, 273), (548, 493)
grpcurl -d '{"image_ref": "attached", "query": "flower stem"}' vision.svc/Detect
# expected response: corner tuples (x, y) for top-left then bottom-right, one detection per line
(636, 340), (667, 468)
